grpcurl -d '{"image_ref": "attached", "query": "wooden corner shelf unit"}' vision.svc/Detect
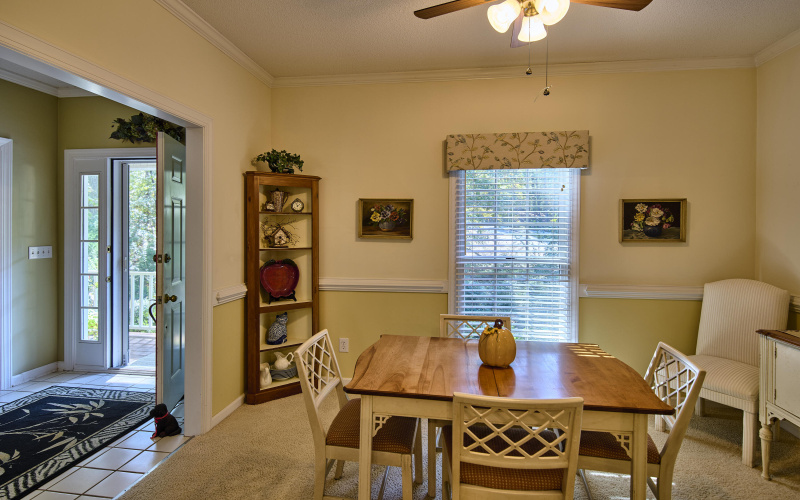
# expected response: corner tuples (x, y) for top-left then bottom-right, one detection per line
(244, 172), (320, 404)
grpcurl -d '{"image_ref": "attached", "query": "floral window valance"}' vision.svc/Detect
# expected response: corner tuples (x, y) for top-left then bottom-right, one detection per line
(445, 130), (589, 171)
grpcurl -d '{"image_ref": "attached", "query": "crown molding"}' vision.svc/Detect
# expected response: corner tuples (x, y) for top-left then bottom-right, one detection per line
(154, 0), (274, 87)
(755, 27), (800, 67)
(0, 66), (58, 95)
(272, 57), (755, 88)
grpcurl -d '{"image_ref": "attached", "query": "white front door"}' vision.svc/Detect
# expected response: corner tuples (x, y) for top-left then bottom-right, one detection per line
(156, 133), (186, 409)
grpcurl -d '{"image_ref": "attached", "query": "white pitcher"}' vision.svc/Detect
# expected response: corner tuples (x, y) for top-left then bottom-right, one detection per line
(273, 352), (294, 370)
(260, 362), (272, 388)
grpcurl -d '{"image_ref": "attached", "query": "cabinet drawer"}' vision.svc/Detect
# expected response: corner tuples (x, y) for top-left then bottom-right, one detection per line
(775, 342), (800, 417)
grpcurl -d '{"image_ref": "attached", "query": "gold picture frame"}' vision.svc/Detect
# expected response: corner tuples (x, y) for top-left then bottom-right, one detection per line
(620, 198), (687, 242)
(357, 199), (413, 239)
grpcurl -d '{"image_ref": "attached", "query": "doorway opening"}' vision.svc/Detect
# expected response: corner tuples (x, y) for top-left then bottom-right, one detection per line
(116, 159), (157, 372)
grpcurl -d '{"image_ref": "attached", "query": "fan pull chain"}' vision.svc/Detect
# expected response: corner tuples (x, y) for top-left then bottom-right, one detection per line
(543, 33), (551, 96)
(525, 17), (533, 75)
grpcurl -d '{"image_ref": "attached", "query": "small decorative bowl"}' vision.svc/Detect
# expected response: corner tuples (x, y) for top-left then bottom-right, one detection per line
(270, 364), (298, 381)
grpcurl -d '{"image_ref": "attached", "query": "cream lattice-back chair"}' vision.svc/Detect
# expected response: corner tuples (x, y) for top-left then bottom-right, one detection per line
(442, 393), (584, 500)
(578, 342), (705, 500)
(687, 279), (789, 466)
(295, 329), (423, 500)
(427, 315), (512, 497)
(440, 314), (512, 340)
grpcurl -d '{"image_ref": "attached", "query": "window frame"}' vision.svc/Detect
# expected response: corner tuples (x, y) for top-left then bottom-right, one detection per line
(448, 168), (580, 342)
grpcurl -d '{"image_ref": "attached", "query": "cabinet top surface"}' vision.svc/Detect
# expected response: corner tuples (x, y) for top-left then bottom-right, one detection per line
(245, 171), (321, 181)
(758, 329), (800, 348)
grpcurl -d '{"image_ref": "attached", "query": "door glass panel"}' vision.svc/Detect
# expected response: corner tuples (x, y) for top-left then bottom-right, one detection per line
(81, 308), (99, 342)
(80, 173), (100, 343)
(81, 242), (98, 273)
(81, 276), (98, 307)
(82, 207), (98, 240)
(82, 175), (99, 206)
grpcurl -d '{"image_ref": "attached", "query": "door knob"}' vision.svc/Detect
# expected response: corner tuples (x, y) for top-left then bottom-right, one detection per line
(164, 294), (178, 303)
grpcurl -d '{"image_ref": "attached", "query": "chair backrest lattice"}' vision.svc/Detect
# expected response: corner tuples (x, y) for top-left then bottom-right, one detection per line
(440, 315), (512, 340)
(644, 342), (706, 464)
(452, 393), (583, 498)
(296, 330), (348, 443)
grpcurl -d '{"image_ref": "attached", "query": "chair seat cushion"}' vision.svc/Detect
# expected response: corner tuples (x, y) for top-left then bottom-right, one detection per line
(579, 430), (661, 464)
(443, 424), (563, 491)
(687, 355), (759, 402)
(325, 398), (417, 454)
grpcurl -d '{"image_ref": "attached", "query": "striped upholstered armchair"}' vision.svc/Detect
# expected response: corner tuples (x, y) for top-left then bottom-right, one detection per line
(688, 279), (790, 467)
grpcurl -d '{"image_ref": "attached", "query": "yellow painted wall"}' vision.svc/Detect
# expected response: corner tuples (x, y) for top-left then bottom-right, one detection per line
(273, 69), (757, 286)
(212, 299), (245, 413)
(273, 68), (756, 374)
(0, 1), (271, 413)
(56, 97), (150, 357)
(756, 44), (800, 297)
(0, 79), (58, 375)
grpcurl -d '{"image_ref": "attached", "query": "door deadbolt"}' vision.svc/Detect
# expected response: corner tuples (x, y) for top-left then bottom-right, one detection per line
(164, 294), (178, 303)
(164, 253), (172, 263)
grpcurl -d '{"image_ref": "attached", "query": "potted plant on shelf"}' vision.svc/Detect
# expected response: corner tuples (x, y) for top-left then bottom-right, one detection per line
(253, 149), (304, 174)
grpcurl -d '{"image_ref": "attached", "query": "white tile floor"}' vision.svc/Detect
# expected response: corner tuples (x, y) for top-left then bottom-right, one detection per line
(1, 370), (188, 500)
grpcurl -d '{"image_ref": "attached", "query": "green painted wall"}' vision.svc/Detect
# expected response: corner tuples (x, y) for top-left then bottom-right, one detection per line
(0, 80), (59, 375)
(56, 97), (152, 357)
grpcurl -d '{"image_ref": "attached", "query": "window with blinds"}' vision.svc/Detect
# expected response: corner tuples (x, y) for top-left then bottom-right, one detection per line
(450, 168), (579, 342)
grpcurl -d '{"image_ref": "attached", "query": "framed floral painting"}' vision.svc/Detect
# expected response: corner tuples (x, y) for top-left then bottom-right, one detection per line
(620, 199), (687, 242)
(358, 199), (413, 239)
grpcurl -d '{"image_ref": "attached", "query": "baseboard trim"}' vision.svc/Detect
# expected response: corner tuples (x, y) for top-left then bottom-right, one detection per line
(10, 362), (58, 387)
(211, 393), (245, 428)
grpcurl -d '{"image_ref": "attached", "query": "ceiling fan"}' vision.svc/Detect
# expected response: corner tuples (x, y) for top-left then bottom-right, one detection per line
(415, 0), (653, 48)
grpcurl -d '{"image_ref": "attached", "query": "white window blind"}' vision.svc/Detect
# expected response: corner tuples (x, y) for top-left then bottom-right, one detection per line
(451, 168), (579, 342)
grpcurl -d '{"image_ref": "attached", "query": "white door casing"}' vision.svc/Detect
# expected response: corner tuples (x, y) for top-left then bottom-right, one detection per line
(156, 133), (186, 409)
(0, 138), (12, 390)
(1, 25), (212, 435)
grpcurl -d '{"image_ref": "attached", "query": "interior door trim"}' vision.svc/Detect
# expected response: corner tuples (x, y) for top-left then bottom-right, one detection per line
(0, 138), (12, 390)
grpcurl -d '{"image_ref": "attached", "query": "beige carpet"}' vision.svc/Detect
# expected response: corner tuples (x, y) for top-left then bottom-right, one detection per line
(117, 395), (800, 500)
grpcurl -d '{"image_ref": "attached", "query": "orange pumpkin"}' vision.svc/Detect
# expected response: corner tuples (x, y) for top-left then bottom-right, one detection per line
(478, 319), (516, 368)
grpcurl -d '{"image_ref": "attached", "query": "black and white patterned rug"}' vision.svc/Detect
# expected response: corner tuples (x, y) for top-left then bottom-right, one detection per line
(0, 386), (154, 500)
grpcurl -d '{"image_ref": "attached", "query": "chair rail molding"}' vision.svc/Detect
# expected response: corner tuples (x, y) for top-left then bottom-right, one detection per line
(215, 283), (247, 306)
(0, 138), (12, 390)
(320, 277), (448, 294)
(580, 284), (704, 301)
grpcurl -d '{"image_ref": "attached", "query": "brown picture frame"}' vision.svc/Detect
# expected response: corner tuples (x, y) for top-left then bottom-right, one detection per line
(357, 198), (413, 239)
(620, 198), (687, 242)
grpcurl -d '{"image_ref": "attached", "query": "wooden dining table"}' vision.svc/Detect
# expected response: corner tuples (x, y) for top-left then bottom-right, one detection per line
(344, 335), (673, 500)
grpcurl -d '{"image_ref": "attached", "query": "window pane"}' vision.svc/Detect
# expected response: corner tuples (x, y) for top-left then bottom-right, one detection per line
(81, 242), (98, 273)
(82, 207), (98, 241)
(81, 308), (99, 341)
(82, 174), (99, 207)
(454, 169), (578, 342)
(81, 275), (98, 307)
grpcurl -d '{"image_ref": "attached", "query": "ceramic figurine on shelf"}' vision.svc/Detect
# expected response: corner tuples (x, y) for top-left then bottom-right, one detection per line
(260, 362), (272, 389)
(266, 312), (288, 345)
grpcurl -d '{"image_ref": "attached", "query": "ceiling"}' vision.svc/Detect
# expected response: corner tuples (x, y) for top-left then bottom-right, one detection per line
(179, 0), (800, 79)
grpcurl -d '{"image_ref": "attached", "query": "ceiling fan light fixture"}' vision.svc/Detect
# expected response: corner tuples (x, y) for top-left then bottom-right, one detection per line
(518, 15), (547, 42)
(534, 0), (570, 26)
(488, 0), (522, 33)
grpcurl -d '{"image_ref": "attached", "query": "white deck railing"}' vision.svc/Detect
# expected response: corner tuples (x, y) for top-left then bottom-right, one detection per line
(130, 271), (156, 332)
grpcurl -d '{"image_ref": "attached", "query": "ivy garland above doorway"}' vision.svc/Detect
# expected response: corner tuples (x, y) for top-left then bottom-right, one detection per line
(110, 112), (185, 144)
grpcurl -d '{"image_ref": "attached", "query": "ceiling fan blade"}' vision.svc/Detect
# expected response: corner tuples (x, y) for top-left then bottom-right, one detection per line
(571, 0), (653, 11)
(414, 0), (495, 19)
(510, 15), (526, 48)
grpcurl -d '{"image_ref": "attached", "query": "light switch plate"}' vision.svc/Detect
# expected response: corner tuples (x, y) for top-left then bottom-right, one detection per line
(28, 246), (53, 259)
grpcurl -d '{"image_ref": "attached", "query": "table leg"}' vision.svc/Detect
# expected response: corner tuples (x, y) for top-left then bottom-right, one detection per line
(760, 421), (773, 480)
(629, 414), (648, 500)
(359, 395), (374, 500)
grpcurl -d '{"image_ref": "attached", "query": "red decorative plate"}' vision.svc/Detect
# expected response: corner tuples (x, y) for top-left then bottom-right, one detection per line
(260, 259), (299, 298)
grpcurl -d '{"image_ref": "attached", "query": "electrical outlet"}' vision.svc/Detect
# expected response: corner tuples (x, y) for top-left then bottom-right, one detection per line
(339, 338), (349, 353)
(28, 246), (53, 259)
